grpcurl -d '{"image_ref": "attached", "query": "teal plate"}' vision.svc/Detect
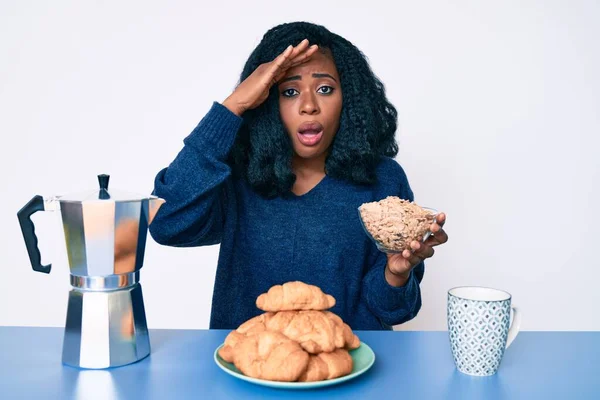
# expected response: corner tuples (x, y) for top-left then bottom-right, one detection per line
(214, 341), (376, 389)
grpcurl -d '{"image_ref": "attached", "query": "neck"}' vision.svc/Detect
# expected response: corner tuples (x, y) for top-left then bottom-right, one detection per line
(292, 153), (327, 178)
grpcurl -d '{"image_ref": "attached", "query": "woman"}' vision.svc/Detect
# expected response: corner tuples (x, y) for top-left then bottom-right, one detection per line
(149, 21), (448, 330)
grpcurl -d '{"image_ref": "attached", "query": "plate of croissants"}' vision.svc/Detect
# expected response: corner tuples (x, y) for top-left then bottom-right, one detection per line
(214, 281), (376, 389)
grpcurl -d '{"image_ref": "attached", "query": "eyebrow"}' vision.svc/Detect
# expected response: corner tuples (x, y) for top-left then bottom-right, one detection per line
(280, 73), (338, 83)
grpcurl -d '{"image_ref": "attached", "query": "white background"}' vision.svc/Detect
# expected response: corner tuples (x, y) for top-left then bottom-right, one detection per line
(1, 0), (598, 331)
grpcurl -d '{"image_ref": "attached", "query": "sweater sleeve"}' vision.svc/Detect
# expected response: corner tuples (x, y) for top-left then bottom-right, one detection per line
(362, 254), (424, 327)
(149, 101), (243, 247)
(361, 160), (425, 327)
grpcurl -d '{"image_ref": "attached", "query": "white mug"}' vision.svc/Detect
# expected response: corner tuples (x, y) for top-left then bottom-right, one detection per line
(447, 286), (522, 376)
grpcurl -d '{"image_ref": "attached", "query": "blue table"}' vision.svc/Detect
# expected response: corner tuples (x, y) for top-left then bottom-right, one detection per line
(0, 327), (598, 399)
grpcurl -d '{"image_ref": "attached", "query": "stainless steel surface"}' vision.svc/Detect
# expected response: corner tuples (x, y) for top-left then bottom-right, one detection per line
(57, 197), (164, 277)
(70, 271), (140, 290)
(57, 188), (157, 202)
(23, 174), (165, 369)
(62, 283), (150, 369)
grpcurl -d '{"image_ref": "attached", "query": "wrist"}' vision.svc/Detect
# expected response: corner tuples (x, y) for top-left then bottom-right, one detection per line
(385, 265), (411, 287)
(222, 96), (245, 117)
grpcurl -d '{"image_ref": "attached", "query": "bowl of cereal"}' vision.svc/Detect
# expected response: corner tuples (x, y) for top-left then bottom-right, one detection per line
(358, 196), (438, 254)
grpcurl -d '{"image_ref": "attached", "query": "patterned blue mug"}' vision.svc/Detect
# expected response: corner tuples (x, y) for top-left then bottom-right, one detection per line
(447, 286), (521, 376)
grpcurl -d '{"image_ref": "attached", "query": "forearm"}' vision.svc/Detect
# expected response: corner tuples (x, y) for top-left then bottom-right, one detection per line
(149, 102), (242, 246)
(362, 253), (424, 327)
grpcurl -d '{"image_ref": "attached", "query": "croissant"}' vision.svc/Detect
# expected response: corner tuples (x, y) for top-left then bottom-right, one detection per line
(231, 330), (310, 382)
(218, 313), (273, 362)
(297, 348), (354, 382)
(219, 330), (246, 363)
(221, 310), (360, 355)
(218, 281), (362, 383)
(265, 311), (360, 353)
(256, 281), (336, 312)
(236, 312), (272, 335)
(323, 311), (361, 350)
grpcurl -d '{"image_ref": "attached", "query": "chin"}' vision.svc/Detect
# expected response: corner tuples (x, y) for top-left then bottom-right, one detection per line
(292, 145), (326, 160)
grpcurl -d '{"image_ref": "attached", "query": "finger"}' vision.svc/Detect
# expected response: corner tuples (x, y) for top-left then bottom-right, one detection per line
(404, 252), (423, 267)
(291, 45), (318, 64)
(433, 212), (446, 228)
(273, 44), (319, 83)
(389, 253), (412, 273)
(409, 240), (433, 260)
(269, 46), (296, 84)
(272, 45), (294, 69)
(279, 39), (310, 69)
(425, 229), (448, 247)
(289, 44), (319, 66)
(271, 40), (313, 80)
(429, 212), (446, 236)
(414, 243), (435, 259)
(402, 246), (423, 266)
(288, 39), (310, 59)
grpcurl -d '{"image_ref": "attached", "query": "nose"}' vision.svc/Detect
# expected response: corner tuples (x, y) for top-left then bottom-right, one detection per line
(299, 92), (320, 115)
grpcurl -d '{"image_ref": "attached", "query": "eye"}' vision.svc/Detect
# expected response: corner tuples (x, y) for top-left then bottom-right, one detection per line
(317, 86), (335, 95)
(281, 88), (299, 97)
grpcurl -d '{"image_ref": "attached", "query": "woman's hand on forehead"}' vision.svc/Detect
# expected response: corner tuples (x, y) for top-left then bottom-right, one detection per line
(223, 39), (319, 116)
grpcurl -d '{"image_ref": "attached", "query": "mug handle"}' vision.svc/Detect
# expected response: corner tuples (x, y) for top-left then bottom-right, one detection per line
(505, 305), (521, 348)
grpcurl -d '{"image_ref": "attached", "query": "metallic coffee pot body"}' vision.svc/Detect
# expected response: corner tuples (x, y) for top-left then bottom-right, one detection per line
(17, 174), (165, 369)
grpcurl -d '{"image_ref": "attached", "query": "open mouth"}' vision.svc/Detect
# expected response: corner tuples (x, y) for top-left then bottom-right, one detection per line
(297, 121), (324, 147)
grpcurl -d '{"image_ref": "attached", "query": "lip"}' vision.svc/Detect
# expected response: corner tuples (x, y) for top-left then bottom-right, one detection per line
(296, 121), (324, 147)
(296, 130), (323, 146)
(298, 121), (324, 134)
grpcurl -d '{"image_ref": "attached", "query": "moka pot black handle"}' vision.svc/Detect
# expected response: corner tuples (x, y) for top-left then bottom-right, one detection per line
(17, 195), (51, 274)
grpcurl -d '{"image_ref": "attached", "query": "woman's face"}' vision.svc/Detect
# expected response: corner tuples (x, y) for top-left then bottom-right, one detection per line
(278, 49), (343, 162)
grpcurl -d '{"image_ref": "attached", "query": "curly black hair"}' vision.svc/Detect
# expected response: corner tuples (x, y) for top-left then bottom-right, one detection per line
(228, 21), (399, 198)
